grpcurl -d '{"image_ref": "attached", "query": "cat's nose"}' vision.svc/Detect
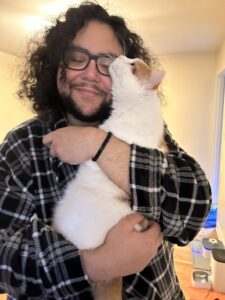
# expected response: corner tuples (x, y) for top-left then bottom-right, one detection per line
(131, 63), (135, 73)
(108, 62), (115, 75)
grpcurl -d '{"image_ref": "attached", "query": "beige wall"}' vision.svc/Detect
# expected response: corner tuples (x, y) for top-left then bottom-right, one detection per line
(0, 50), (218, 185)
(216, 40), (225, 244)
(217, 40), (225, 73)
(160, 49), (225, 242)
(0, 51), (33, 141)
(1, 51), (217, 183)
(160, 53), (217, 186)
(0, 48), (224, 241)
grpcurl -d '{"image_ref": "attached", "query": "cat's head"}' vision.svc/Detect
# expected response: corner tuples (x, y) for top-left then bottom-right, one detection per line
(109, 55), (165, 91)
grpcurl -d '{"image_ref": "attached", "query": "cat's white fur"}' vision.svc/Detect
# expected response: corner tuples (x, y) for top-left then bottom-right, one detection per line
(53, 55), (165, 250)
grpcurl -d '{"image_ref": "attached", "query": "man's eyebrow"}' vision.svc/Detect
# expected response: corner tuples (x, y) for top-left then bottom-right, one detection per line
(68, 45), (86, 52)
(69, 45), (117, 58)
(98, 52), (118, 58)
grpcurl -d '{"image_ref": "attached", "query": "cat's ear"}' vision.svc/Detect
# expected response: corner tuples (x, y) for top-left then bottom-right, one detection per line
(145, 70), (165, 90)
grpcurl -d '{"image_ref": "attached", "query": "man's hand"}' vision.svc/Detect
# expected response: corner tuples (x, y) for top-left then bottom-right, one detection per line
(42, 126), (106, 164)
(43, 125), (131, 194)
(81, 214), (163, 282)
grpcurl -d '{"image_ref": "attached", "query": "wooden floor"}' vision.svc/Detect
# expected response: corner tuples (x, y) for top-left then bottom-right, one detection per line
(174, 228), (225, 300)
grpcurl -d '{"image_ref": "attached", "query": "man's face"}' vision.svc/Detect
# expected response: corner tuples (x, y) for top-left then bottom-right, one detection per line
(57, 20), (123, 123)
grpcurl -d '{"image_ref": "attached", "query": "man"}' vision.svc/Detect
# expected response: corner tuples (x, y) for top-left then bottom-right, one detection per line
(0, 2), (211, 299)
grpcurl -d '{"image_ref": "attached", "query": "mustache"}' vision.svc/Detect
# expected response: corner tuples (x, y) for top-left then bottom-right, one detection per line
(69, 82), (107, 97)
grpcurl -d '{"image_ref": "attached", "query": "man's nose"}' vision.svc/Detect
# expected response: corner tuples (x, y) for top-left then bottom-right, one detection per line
(82, 59), (100, 80)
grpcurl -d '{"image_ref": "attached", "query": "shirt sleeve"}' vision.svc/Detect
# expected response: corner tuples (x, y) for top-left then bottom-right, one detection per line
(129, 124), (212, 246)
(0, 133), (91, 298)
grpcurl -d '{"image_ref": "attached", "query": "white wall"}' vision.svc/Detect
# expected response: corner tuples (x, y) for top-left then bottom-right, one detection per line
(0, 51), (33, 141)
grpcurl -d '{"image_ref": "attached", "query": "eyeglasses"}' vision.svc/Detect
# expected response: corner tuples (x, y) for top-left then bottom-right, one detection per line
(63, 47), (118, 76)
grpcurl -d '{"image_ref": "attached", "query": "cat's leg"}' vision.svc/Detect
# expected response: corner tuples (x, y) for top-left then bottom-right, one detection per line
(134, 217), (155, 232)
(158, 136), (169, 154)
(92, 277), (122, 300)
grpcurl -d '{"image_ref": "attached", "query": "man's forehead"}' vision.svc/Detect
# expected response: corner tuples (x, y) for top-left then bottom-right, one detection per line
(71, 20), (124, 56)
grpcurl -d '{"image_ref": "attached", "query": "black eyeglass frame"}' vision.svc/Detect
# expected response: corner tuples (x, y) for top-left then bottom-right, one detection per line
(62, 46), (118, 76)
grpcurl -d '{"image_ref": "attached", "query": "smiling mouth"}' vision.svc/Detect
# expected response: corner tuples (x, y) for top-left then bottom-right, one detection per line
(70, 83), (107, 97)
(75, 87), (103, 97)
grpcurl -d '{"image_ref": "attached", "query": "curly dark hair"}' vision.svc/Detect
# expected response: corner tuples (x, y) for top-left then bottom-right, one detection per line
(17, 1), (159, 114)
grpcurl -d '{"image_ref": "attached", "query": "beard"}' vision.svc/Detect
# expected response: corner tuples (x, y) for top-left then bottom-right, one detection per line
(57, 88), (113, 124)
(57, 67), (113, 123)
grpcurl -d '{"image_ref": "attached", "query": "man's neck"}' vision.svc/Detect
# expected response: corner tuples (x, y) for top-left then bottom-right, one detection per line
(66, 113), (99, 127)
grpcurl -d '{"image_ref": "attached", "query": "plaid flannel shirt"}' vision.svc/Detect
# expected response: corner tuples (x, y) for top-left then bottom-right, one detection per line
(0, 110), (211, 299)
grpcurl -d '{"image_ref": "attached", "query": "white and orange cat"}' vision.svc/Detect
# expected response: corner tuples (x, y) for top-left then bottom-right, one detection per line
(53, 55), (167, 300)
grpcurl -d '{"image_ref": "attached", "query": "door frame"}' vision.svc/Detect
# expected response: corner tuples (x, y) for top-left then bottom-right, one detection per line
(211, 68), (225, 206)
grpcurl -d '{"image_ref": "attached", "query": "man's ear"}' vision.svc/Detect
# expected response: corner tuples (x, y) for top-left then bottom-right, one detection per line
(145, 70), (165, 90)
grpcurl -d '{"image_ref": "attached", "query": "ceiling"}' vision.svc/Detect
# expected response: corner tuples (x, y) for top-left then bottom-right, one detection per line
(0, 0), (225, 57)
